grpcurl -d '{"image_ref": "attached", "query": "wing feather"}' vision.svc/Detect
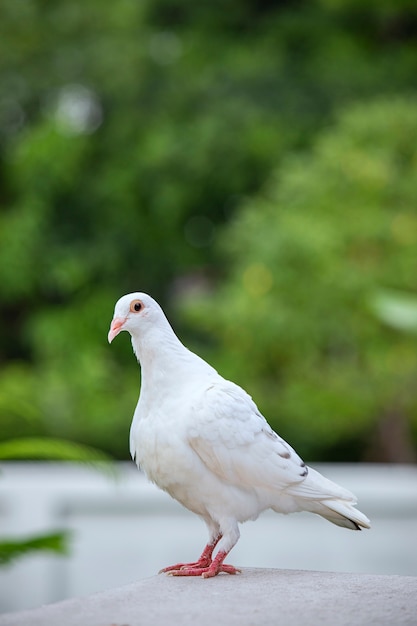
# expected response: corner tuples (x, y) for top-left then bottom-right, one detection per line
(188, 380), (308, 491)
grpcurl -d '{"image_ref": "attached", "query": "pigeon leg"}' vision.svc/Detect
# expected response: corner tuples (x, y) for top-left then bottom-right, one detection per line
(159, 534), (222, 574)
(167, 549), (241, 578)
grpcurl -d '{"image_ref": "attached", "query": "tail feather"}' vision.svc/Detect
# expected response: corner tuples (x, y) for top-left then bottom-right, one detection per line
(310, 498), (371, 530)
(285, 466), (371, 530)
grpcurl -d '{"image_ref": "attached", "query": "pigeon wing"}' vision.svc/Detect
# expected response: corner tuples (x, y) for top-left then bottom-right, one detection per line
(188, 380), (308, 491)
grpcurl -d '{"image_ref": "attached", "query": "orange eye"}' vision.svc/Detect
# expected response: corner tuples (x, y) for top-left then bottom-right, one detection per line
(130, 299), (143, 313)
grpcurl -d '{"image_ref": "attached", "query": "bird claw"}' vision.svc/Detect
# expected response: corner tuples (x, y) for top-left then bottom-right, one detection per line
(159, 558), (212, 574)
(201, 564), (241, 578)
(160, 549), (240, 577)
(162, 561), (241, 578)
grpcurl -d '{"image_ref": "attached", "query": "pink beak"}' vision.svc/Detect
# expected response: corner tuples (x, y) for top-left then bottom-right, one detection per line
(108, 317), (126, 343)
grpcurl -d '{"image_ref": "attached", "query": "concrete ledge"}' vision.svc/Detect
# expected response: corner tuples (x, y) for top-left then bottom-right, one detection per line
(1, 568), (416, 626)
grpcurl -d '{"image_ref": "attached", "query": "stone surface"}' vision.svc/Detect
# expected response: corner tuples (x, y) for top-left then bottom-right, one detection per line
(1, 568), (416, 626)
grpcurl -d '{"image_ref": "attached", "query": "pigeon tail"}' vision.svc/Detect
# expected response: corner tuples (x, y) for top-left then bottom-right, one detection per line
(307, 498), (371, 530)
(283, 465), (371, 530)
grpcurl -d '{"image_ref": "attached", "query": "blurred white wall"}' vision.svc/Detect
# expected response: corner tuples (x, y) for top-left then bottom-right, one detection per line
(0, 462), (416, 614)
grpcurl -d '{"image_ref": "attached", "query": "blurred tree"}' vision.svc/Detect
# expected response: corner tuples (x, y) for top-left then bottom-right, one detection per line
(182, 97), (417, 463)
(0, 0), (417, 458)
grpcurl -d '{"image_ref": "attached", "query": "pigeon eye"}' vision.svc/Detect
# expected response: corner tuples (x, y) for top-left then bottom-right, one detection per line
(130, 300), (143, 313)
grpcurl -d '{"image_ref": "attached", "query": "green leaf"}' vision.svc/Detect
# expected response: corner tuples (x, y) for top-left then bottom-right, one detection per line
(0, 531), (69, 567)
(369, 289), (417, 334)
(0, 437), (116, 477)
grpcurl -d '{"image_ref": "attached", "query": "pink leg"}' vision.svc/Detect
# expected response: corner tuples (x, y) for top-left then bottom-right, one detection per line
(166, 549), (241, 578)
(159, 534), (222, 574)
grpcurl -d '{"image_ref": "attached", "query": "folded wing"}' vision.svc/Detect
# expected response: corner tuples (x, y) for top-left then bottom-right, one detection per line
(188, 380), (309, 492)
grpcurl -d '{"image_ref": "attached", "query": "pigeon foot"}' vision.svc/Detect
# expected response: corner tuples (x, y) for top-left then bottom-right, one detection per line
(164, 551), (241, 578)
(159, 556), (212, 574)
(159, 536), (223, 575)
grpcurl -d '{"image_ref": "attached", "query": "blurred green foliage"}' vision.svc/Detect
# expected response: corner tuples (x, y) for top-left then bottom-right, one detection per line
(1, 0), (417, 461)
(183, 98), (417, 462)
(0, 531), (69, 567)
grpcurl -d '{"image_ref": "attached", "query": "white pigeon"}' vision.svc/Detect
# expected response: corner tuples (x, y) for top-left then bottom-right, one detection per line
(108, 292), (370, 578)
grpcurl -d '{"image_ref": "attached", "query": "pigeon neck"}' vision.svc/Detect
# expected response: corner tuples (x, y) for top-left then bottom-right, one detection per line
(130, 323), (192, 376)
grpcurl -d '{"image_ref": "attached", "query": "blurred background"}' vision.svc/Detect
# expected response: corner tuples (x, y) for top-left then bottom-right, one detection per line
(1, 0), (417, 613)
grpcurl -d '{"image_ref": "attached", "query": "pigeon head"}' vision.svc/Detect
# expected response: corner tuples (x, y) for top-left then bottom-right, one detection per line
(108, 292), (164, 343)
